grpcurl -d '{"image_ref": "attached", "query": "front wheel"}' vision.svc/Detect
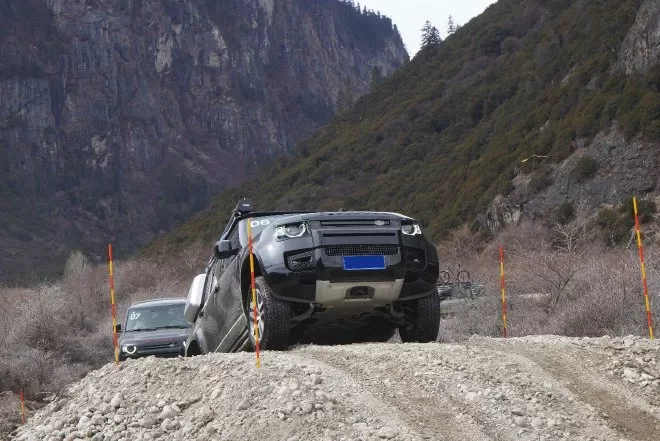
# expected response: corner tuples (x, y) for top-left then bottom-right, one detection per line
(398, 292), (441, 343)
(247, 276), (293, 351)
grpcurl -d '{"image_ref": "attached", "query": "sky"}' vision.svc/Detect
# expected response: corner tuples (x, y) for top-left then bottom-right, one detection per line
(357, 0), (498, 56)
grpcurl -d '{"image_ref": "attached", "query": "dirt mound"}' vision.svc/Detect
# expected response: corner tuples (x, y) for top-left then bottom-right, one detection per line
(10, 336), (660, 441)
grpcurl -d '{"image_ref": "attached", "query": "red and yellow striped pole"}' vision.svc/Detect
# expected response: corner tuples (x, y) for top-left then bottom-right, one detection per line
(499, 245), (508, 338)
(247, 220), (261, 368)
(108, 244), (120, 365)
(19, 388), (26, 424)
(633, 197), (654, 340)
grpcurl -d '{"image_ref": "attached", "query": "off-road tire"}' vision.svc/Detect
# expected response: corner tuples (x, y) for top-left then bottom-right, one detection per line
(399, 292), (441, 343)
(247, 276), (293, 351)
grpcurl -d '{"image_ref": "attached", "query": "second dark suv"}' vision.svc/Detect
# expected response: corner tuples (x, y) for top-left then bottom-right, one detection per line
(117, 298), (192, 361)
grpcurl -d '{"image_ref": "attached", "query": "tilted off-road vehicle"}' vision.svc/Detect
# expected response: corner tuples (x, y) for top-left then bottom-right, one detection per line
(183, 199), (441, 354)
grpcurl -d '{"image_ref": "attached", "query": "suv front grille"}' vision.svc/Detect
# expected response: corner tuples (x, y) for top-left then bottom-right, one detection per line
(324, 245), (398, 256)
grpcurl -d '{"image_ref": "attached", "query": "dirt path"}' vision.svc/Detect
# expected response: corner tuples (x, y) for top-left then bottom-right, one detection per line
(470, 336), (660, 441)
(9, 336), (660, 441)
(296, 346), (494, 441)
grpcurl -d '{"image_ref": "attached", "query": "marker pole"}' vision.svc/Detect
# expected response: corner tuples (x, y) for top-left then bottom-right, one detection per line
(108, 244), (120, 365)
(633, 197), (654, 340)
(499, 245), (508, 338)
(19, 388), (26, 424)
(247, 220), (261, 367)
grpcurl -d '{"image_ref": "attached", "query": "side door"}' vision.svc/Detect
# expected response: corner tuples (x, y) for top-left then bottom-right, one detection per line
(213, 223), (247, 352)
(196, 258), (221, 354)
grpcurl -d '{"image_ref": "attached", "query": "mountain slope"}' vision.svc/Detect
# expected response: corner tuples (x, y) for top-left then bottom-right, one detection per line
(0, 0), (407, 282)
(152, 0), (660, 253)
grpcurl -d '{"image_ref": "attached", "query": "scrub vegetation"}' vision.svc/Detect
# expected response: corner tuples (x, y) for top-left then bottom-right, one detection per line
(150, 0), (658, 253)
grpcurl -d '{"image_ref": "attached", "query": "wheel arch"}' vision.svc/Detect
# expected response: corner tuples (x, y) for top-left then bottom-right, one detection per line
(240, 254), (265, 313)
(185, 338), (201, 357)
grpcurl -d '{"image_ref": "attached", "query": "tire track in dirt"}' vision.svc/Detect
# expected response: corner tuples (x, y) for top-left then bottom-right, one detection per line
(296, 344), (508, 441)
(470, 337), (660, 441)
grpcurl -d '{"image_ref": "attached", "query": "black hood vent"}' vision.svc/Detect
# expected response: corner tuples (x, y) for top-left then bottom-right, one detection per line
(320, 219), (391, 227)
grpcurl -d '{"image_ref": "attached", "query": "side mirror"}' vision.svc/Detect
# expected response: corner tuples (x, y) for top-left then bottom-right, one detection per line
(114, 323), (122, 333)
(184, 273), (207, 322)
(214, 240), (235, 259)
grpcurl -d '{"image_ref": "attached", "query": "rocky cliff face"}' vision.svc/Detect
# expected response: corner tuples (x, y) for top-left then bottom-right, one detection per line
(0, 0), (407, 282)
(616, 0), (660, 74)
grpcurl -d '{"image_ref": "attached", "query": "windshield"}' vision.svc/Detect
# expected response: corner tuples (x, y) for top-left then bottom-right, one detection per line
(124, 303), (190, 332)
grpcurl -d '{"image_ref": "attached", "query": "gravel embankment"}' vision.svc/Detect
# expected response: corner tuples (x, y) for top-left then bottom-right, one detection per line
(10, 336), (660, 441)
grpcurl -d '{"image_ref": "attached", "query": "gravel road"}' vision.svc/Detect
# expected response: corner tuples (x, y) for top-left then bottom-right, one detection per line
(10, 335), (660, 441)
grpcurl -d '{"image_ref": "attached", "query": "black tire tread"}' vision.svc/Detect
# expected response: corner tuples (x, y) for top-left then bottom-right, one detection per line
(248, 276), (292, 351)
(399, 292), (441, 343)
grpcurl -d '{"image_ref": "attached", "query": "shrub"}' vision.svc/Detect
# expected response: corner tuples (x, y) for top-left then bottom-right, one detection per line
(438, 220), (656, 341)
(571, 156), (600, 183)
(0, 241), (208, 400)
(528, 167), (553, 192)
(595, 207), (634, 246)
(554, 201), (575, 225)
(619, 196), (657, 224)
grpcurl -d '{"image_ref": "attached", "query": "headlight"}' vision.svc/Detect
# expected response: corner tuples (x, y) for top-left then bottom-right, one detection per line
(275, 222), (309, 240)
(401, 223), (422, 236)
(121, 344), (137, 354)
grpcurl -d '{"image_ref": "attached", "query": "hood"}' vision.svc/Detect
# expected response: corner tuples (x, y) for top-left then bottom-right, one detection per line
(118, 328), (191, 346)
(276, 211), (413, 224)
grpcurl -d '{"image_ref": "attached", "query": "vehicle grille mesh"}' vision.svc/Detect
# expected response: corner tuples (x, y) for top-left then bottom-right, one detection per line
(324, 245), (398, 256)
(141, 343), (178, 351)
(286, 250), (315, 271)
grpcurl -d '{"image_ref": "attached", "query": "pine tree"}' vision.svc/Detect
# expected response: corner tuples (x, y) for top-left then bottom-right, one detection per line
(421, 20), (441, 48)
(447, 15), (455, 34)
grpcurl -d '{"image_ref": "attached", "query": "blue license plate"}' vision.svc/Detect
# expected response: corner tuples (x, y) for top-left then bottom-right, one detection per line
(343, 255), (386, 271)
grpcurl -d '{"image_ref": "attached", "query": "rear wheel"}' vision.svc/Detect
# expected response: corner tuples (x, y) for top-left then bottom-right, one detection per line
(247, 276), (293, 350)
(399, 292), (441, 343)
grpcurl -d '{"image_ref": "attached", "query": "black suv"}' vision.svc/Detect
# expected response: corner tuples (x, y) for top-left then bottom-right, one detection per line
(117, 298), (192, 361)
(184, 200), (440, 354)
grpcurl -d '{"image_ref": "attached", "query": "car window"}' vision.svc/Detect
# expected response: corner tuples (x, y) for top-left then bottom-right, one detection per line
(229, 225), (241, 250)
(203, 260), (220, 303)
(125, 304), (190, 332)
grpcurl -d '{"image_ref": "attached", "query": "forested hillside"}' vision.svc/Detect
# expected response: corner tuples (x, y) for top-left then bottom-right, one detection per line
(0, 0), (406, 282)
(152, 0), (660, 252)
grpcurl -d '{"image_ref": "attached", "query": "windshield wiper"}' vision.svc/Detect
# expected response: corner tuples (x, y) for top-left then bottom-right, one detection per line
(157, 325), (191, 329)
(128, 327), (159, 332)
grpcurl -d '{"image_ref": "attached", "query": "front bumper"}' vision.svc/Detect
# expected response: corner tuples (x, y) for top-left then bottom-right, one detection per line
(259, 224), (439, 304)
(119, 342), (185, 360)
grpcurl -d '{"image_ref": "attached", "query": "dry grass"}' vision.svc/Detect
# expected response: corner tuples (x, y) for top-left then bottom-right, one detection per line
(0, 242), (209, 399)
(439, 217), (659, 341)
(2, 218), (659, 400)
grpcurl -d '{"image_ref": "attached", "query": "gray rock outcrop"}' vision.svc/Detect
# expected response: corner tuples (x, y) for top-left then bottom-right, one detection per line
(0, 0), (407, 282)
